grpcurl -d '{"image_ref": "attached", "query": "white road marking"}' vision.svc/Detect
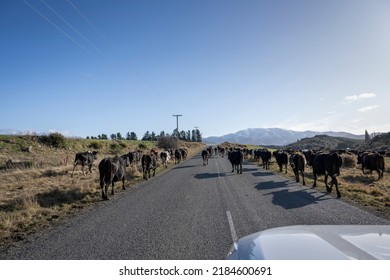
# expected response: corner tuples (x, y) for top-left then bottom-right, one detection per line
(215, 161), (221, 177)
(226, 211), (238, 242)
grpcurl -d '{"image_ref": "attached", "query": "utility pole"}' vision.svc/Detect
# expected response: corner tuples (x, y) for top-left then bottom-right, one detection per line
(172, 114), (182, 133)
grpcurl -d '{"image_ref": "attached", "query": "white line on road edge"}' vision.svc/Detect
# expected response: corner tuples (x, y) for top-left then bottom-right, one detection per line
(226, 211), (238, 242)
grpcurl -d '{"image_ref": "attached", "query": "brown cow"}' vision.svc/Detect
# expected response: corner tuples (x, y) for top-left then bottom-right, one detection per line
(142, 153), (158, 180)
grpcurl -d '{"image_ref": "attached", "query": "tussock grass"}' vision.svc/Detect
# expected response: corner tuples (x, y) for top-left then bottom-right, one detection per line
(0, 136), (204, 247)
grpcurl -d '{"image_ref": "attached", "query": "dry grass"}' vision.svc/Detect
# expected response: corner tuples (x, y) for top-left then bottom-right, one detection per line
(0, 136), (204, 247)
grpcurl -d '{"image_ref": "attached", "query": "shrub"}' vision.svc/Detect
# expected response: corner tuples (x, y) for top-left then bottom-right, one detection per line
(38, 133), (67, 149)
(157, 136), (178, 150)
(118, 141), (127, 148)
(138, 143), (148, 149)
(109, 142), (121, 153)
(88, 141), (104, 150)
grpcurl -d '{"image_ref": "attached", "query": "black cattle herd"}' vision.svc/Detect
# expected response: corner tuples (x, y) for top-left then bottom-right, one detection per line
(201, 146), (386, 199)
(72, 145), (385, 200)
(72, 148), (188, 200)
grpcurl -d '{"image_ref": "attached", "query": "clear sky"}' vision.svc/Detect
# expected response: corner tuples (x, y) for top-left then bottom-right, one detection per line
(1, 0), (389, 138)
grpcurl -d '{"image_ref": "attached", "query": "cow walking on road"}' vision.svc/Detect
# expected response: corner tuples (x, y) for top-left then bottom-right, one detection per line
(98, 153), (130, 200)
(289, 152), (306, 186)
(273, 150), (288, 173)
(142, 153), (158, 180)
(310, 152), (343, 198)
(201, 150), (209, 166)
(228, 149), (244, 174)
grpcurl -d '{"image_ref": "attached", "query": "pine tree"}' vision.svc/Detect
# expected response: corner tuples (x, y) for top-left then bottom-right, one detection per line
(365, 130), (371, 142)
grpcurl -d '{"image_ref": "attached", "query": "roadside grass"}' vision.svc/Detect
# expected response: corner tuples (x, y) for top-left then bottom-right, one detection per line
(0, 136), (204, 247)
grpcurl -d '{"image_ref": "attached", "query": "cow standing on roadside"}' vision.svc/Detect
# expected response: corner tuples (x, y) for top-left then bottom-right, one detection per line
(71, 151), (98, 177)
(357, 152), (385, 180)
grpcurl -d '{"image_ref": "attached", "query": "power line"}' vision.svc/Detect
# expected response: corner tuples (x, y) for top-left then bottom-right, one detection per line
(40, 0), (108, 59)
(66, 0), (115, 52)
(23, 0), (97, 59)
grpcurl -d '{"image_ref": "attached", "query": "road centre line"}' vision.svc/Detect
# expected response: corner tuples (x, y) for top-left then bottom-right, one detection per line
(226, 211), (238, 242)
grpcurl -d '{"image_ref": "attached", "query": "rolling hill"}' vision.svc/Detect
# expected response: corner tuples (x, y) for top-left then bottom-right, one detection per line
(203, 128), (364, 146)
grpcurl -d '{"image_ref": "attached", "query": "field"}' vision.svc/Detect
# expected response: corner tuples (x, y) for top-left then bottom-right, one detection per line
(0, 135), (204, 247)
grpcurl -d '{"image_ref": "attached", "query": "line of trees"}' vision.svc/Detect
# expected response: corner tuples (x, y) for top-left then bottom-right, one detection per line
(87, 129), (202, 142)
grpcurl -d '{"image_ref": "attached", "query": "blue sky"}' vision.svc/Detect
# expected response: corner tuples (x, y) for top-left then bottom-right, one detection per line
(1, 0), (389, 138)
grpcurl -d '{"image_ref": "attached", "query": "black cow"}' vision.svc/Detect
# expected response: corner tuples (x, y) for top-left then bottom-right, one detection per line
(98, 153), (130, 200)
(142, 153), (158, 180)
(180, 148), (188, 160)
(357, 152), (385, 180)
(289, 153), (306, 185)
(174, 149), (182, 164)
(311, 152), (343, 198)
(261, 149), (271, 169)
(254, 149), (271, 169)
(228, 150), (243, 174)
(201, 149), (209, 166)
(71, 151), (98, 177)
(273, 150), (288, 173)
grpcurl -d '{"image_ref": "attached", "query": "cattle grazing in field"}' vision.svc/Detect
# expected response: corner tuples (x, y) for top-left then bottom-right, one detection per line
(289, 152), (306, 185)
(71, 151), (98, 177)
(160, 151), (170, 168)
(310, 152), (343, 198)
(228, 149), (244, 174)
(273, 150), (288, 173)
(142, 153), (158, 180)
(201, 149), (209, 165)
(98, 153), (130, 200)
(357, 152), (385, 180)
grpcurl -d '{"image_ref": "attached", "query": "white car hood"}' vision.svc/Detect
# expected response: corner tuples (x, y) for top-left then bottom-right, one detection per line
(228, 225), (390, 260)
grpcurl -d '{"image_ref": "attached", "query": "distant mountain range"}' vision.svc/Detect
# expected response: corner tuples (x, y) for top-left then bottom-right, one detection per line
(203, 128), (365, 146)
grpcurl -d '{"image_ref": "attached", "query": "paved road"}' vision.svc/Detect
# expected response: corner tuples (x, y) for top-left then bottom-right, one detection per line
(1, 151), (389, 259)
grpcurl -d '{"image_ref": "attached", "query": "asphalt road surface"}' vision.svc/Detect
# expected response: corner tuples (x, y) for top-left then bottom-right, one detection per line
(1, 151), (389, 259)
